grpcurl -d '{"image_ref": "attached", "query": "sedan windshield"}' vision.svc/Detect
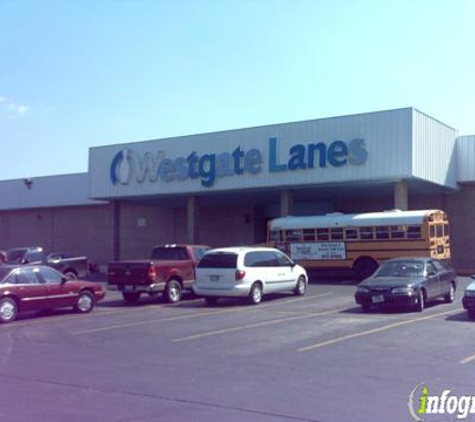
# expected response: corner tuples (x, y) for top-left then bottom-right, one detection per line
(375, 261), (425, 277)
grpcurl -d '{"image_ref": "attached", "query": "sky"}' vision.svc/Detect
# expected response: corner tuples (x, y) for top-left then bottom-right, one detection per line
(1, 0), (474, 180)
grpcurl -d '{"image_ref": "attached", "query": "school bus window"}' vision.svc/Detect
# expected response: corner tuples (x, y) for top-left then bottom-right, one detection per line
(436, 224), (443, 238)
(376, 226), (389, 239)
(345, 228), (358, 240)
(390, 225), (405, 239)
(269, 230), (281, 242)
(360, 226), (374, 240)
(285, 230), (302, 241)
(316, 228), (329, 241)
(330, 228), (344, 240)
(407, 226), (422, 239)
(429, 225), (436, 238)
(303, 229), (316, 241)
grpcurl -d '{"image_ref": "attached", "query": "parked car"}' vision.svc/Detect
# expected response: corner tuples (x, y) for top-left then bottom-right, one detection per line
(193, 247), (308, 305)
(354, 257), (457, 312)
(462, 275), (475, 319)
(0, 265), (106, 323)
(3, 246), (88, 280)
(107, 244), (210, 304)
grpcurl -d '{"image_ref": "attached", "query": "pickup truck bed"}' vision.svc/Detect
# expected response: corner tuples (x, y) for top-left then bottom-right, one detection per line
(107, 245), (209, 304)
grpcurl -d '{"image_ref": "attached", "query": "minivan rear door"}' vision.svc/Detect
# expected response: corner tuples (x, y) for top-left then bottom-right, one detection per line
(196, 252), (238, 289)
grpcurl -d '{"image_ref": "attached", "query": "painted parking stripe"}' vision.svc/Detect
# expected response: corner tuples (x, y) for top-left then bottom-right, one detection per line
(460, 353), (475, 365)
(72, 292), (333, 335)
(297, 308), (460, 353)
(172, 306), (350, 343)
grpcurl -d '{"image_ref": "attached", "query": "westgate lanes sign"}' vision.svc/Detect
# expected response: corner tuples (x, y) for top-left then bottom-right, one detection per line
(110, 137), (368, 188)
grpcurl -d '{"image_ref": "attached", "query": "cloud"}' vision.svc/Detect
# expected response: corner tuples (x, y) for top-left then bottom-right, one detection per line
(0, 97), (30, 115)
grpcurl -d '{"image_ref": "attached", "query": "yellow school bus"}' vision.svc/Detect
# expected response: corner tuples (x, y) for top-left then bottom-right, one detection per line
(267, 209), (450, 280)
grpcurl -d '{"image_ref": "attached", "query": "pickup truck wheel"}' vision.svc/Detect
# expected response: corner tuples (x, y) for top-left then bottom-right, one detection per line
(75, 291), (95, 313)
(64, 271), (78, 281)
(164, 280), (182, 303)
(122, 292), (141, 304)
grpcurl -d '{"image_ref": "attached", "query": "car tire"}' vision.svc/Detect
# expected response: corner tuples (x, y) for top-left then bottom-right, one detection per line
(414, 289), (425, 312)
(205, 297), (218, 306)
(164, 279), (182, 303)
(468, 310), (475, 320)
(248, 282), (263, 305)
(444, 283), (455, 303)
(361, 304), (371, 312)
(75, 291), (95, 313)
(294, 276), (307, 296)
(63, 270), (78, 281)
(0, 297), (18, 323)
(122, 292), (141, 304)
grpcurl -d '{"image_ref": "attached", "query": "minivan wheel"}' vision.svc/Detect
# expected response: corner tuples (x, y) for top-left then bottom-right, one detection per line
(294, 276), (307, 296)
(444, 283), (455, 303)
(0, 297), (18, 323)
(164, 280), (182, 303)
(249, 283), (263, 305)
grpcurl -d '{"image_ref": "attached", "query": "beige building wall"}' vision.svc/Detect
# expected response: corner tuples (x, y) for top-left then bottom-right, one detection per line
(0, 204), (114, 267)
(1, 187), (475, 273)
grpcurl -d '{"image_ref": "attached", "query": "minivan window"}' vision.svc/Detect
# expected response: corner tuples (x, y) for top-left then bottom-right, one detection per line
(198, 253), (238, 268)
(244, 251), (279, 267)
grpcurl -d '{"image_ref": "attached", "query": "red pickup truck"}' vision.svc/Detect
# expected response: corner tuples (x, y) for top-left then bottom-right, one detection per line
(107, 244), (209, 304)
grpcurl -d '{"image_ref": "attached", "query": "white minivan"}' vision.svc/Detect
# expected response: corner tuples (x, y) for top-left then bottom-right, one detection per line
(193, 247), (308, 305)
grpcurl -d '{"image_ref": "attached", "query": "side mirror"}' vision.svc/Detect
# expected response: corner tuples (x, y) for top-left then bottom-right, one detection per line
(61, 276), (68, 284)
(471, 274), (475, 280)
(428, 270), (437, 277)
(290, 260), (296, 267)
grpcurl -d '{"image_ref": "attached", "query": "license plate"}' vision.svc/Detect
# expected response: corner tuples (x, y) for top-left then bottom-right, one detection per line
(209, 275), (220, 282)
(372, 295), (384, 304)
(123, 285), (134, 292)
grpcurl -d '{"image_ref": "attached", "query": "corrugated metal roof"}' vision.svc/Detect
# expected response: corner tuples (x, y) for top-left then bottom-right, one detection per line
(0, 173), (106, 211)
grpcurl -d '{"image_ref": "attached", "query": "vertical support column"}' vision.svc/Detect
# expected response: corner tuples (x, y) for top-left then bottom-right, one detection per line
(394, 180), (408, 211)
(112, 201), (121, 261)
(280, 189), (294, 217)
(187, 196), (200, 244)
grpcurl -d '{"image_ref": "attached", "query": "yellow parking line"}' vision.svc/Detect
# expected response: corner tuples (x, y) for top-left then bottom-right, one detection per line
(72, 292), (333, 335)
(172, 307), (349, 343)
(297, 309), (460, 353)
(460, 353), (475, 365)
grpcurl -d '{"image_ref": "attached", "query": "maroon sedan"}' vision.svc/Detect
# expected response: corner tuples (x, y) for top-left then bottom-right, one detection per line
(0, 265), (106, 323)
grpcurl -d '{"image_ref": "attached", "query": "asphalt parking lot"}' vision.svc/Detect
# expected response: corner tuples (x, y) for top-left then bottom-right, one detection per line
(0, 276), (474, 422)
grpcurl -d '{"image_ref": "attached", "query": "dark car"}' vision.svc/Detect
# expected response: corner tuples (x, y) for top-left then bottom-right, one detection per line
(0, 265), (106, 323)
(354, 257), (457, 312)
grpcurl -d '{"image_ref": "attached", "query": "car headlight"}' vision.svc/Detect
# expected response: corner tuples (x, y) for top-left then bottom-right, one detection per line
(357, 286), (370, 293)
(465, 291), (475, 297)
(391, 286), (414, 294)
